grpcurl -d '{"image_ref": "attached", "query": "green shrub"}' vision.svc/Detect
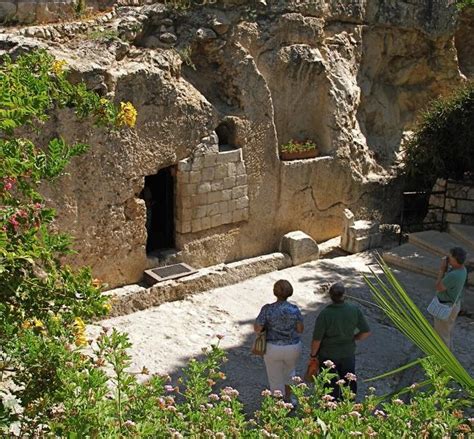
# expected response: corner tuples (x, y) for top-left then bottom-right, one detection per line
(402, 82), (474, 190)
(280, 139), (318, 154)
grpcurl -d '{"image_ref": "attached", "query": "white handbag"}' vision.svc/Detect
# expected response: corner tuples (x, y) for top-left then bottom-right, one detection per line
(427, 291), (461, 321)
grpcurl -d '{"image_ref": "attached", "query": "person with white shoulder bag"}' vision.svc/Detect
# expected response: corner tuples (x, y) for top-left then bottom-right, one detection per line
(432, 247), (467, 349)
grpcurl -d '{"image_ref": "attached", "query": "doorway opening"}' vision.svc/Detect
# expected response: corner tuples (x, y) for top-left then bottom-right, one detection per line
(216, 121), (238, 152)
(141, 166), (176, 255)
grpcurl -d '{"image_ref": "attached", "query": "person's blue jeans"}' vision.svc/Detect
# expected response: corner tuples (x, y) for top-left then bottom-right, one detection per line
(319, 355), (356, 401)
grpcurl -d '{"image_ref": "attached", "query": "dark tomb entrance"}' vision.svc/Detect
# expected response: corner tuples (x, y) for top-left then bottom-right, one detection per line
(142, 167), (175, 255)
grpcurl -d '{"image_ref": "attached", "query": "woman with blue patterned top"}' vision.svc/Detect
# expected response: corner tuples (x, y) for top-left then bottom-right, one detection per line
(254, 280), (304, 400)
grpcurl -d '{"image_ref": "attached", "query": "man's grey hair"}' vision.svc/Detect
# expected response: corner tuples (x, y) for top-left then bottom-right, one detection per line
(329, 282), (345, 303)
(450, 247), (467, 265)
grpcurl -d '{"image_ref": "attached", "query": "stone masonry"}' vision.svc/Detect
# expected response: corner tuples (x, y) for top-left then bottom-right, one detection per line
(176, 149), (249, 235)
(341, 208), (381, 254)
(425, 178), (474, 226)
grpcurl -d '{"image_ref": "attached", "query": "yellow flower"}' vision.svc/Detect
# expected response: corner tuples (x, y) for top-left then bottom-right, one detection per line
(116, 101), (137, 128)
(21, 320), (32, 330)
(32, 318), (44, 329)
(73, 317), (87, 346)
(102, 302), (112, 313)
(51, 60), (67, 75)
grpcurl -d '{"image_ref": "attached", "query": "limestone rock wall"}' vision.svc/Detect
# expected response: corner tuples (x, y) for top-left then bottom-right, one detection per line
(0, 0), (470, 288)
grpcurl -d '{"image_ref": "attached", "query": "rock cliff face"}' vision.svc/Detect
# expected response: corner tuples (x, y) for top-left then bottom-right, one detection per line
(0, 1), (470, 288)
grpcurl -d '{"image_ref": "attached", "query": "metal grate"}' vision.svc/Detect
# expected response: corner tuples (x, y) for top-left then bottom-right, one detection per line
(144, 263), (196, 286)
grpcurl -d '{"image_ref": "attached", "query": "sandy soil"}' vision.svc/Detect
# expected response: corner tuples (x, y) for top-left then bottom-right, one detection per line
(92, 251), (474, 415)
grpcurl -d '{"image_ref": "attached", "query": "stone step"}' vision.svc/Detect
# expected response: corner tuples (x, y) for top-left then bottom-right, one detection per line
(383, 243), (440, 278)
(383, 243), (474, 286)
(448, 224), (474, 249)
(408, 230), (474, 267)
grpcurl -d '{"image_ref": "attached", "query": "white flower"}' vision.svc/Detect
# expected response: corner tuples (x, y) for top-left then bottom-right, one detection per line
(224, 407), (233, 415)
(336, 379), (346, 385)
(273, 390), (283, 398)
(261, 389), (272, 397)
(345, 372), (357, 382)
(322, 394), (335, 401)
(325, 401), (338, 410)
(292, 376), (303, 383)
(374, 409), (386, 417)
(323, 360), (336, 369)
(349, 411), (361, 418)
(393, 398), (404, 405)
(209, 393), (220, 401)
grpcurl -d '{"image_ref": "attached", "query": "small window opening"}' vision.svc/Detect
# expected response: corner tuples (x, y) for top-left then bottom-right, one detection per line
(216, 122), (237, 152)
(140, 166), (175, 255)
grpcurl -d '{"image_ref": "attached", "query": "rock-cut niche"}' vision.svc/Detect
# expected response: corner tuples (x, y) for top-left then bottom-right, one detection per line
(140, 166), (176, 256)
(216, 121), (238, 152)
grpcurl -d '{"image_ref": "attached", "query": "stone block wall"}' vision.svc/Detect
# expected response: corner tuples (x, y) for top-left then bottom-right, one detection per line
(176, 149), (249, 234)
(425, 178), (474, 226)
(0, 0), (77, 24)
(0, 0), (123, 24)
(341, 208), (381, 254)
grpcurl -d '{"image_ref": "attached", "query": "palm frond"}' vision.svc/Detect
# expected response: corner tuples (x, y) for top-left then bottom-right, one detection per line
(363, 254), (473, 390)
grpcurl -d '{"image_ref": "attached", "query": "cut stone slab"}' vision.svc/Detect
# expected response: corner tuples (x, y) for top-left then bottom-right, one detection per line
(408, 230), (474, 267)
(383, 243), (474, 286)
(448, 224), (474, 249)
(279, 231), (320, 265)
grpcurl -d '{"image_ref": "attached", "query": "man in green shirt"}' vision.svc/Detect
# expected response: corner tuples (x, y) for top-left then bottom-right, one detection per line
(309, 282), (371, 400)
(434, 247), (467, 350)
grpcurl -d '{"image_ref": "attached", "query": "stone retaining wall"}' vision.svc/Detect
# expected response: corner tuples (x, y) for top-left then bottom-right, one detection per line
(0, 0), (141, 24)
(425, 178), (474, 226)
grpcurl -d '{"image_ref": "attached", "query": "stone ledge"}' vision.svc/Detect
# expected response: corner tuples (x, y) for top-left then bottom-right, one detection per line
(105, 252), (292, 317)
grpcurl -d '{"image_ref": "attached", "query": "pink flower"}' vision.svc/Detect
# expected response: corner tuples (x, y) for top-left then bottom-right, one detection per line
(209, 393), (219, 401)
(34, 202), (43, 210)
(291, 376), (303, 383)
(261, 389), (272, 397)
(3, 177), (16, 191)
(17, 209), (28, 218)
(8, 215), (19, 231)
(223, 407), (233, 415)
(325, 401), (338, 410)
(345, 372), (357, 382)
(336, 379), (346, 386)
(273, 390), (283, 398)
(393, 398), (404, 405)
(164, 385), (174, 392)
(322, 394), (335, 402)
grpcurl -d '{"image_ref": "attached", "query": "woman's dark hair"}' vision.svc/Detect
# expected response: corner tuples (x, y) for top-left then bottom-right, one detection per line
(273, 279), (293, 300)
(329, 282), (345, 304)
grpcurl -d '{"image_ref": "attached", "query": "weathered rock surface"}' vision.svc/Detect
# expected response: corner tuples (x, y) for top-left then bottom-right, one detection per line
(0, 1), (470, 288)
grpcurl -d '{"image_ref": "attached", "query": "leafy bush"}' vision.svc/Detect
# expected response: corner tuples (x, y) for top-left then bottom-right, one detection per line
(402, 82), (474, 190)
